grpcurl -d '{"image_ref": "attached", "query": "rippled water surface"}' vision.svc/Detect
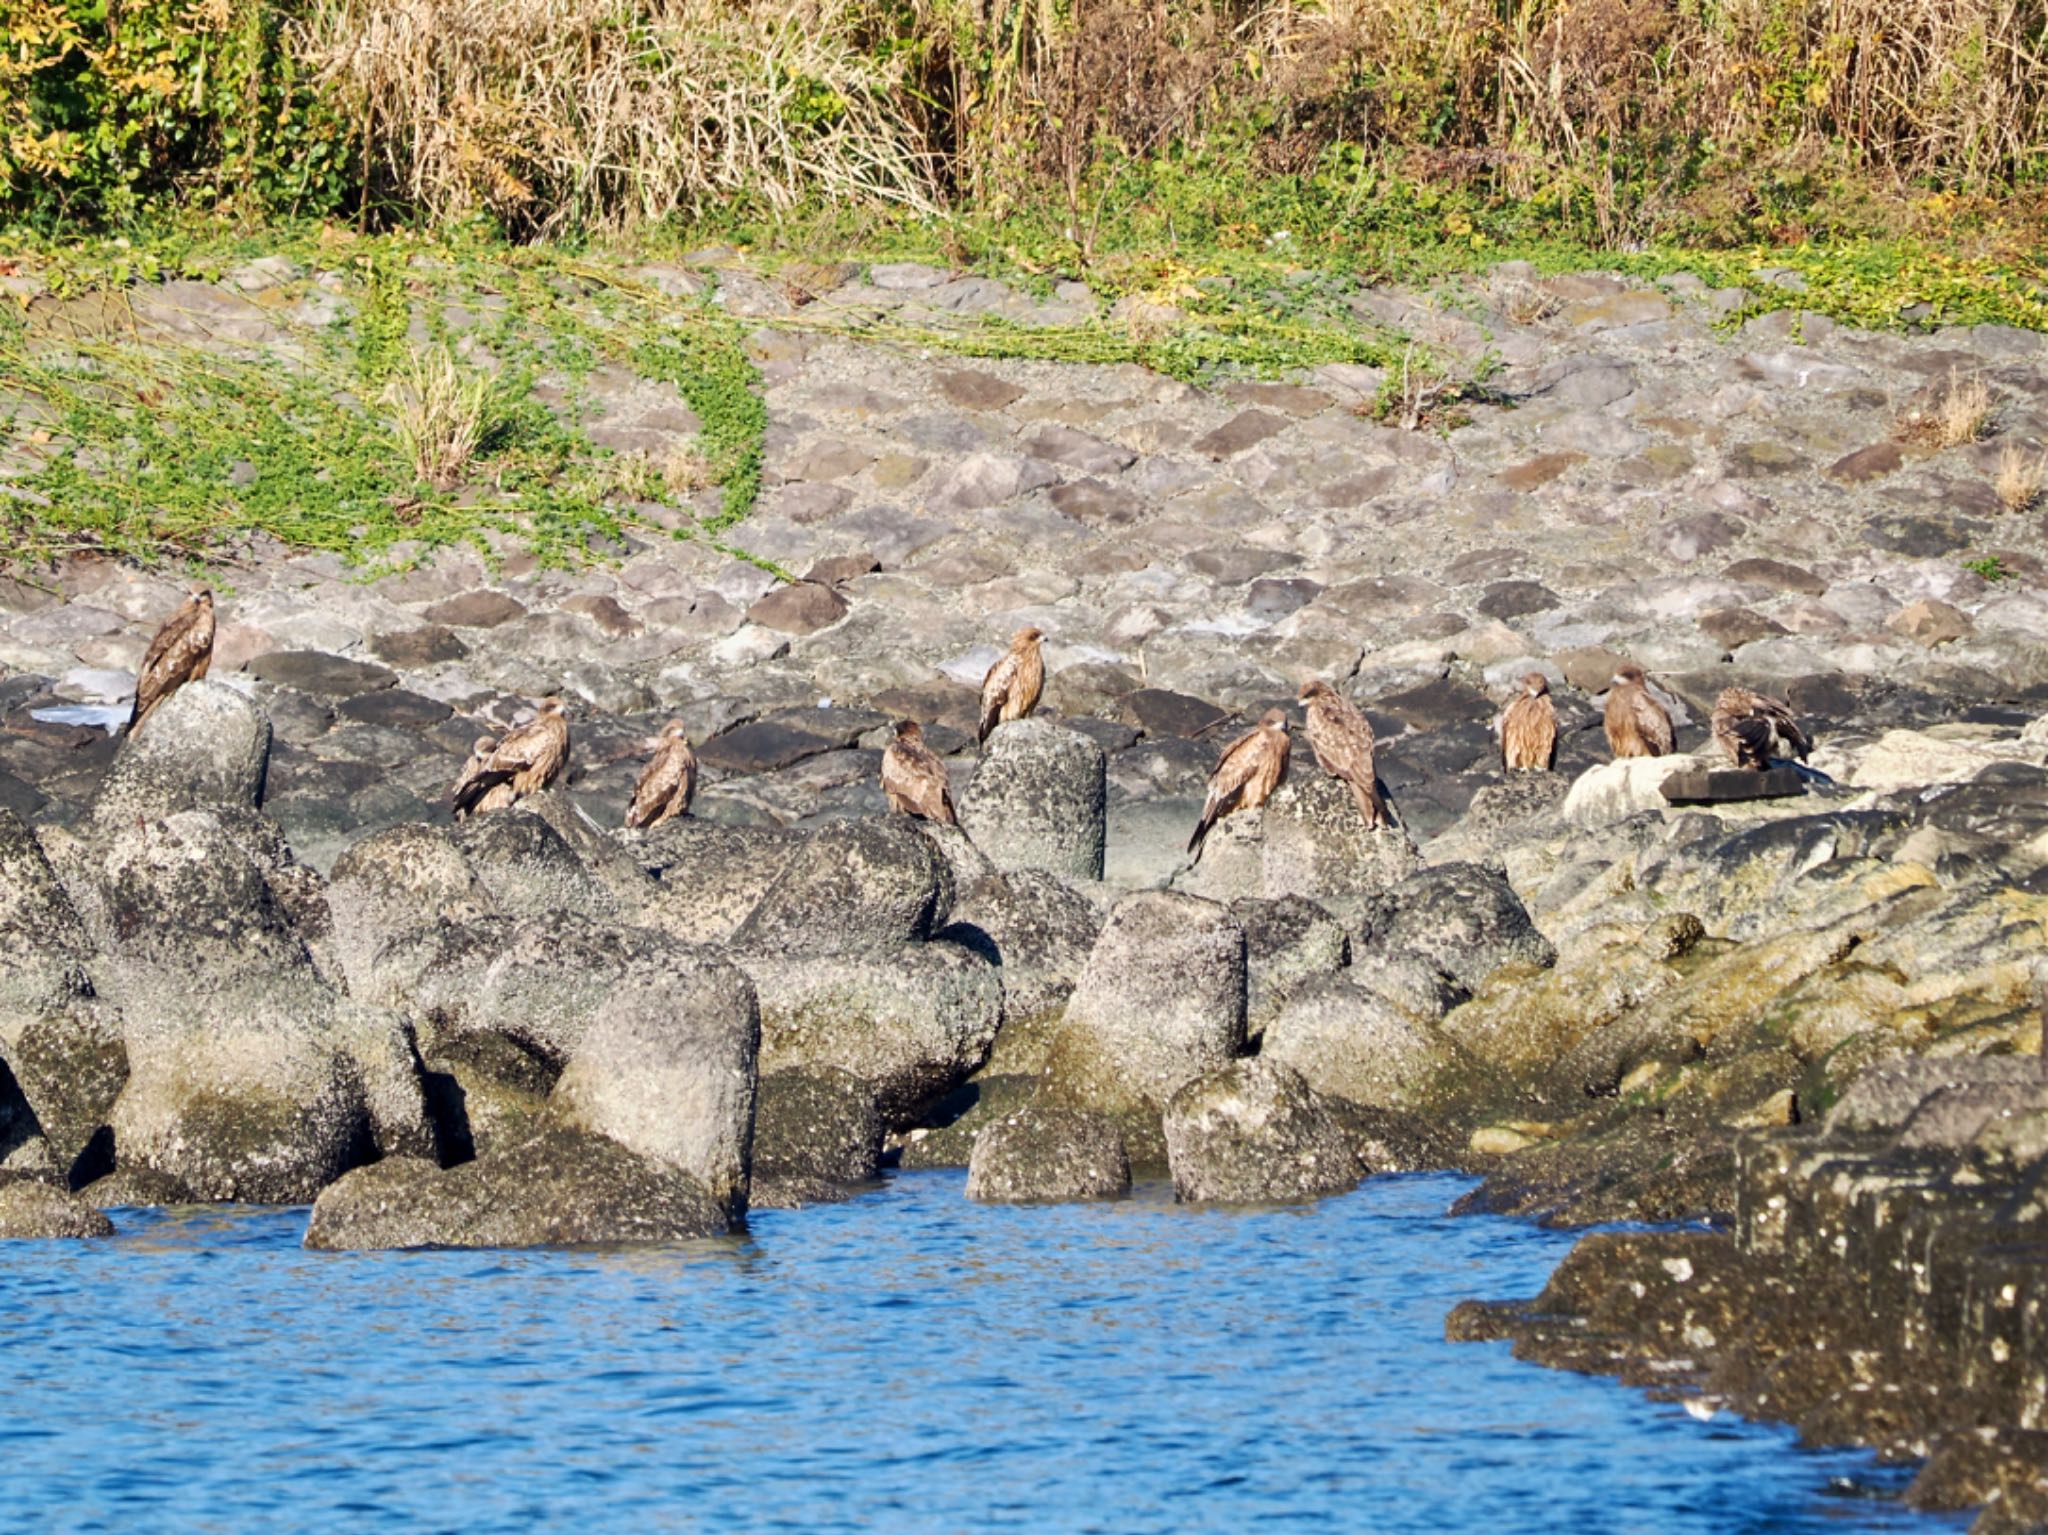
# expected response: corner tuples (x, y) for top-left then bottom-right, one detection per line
(1, 1171), (1957, 1533)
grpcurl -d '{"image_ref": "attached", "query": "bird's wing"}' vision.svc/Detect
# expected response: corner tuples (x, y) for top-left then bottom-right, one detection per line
(129, 601), (210, 726)
(885, 742), (955, 823)
(1014, 647), (1045, 718)
(451, 751), (513, 818)
(1188, 726), (1265, 856)
(1630, 689), (1676, 755)
(1502, 696), (1543, 766)
(1756, 693), (1812, 758)
(978, 651), (1022, 740)
(1309, 703), (1375, 791)
(626, 744), (686, 828)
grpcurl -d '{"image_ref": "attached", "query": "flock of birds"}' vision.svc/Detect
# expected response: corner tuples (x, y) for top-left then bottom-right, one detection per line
(124, 590), (1817, 862)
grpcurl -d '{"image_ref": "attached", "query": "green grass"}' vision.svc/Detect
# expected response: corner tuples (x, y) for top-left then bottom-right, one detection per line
(2, 159), (2044, 577)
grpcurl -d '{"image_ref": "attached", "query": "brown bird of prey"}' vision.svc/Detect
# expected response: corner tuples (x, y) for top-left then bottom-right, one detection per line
(978, 626), (1046, 744)
(450, 734), (514, 820)
(1497, 672), (1559, 772)
(1604, 664), (1676, 759)
(1711, 686), (1813, 771)
(450, 698), (570, 818)
(624, 721), (698, 829)
(1188, 708), (1292, 863)
(882, 720), (956, 825)
(128, 584), (215, 733)
(1299, 679), (1389, 830)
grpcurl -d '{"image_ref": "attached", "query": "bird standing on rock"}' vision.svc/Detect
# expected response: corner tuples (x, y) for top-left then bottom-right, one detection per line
(128, 584), (215, 733)
(978, 626), (1046, 744)
(1497, 672), (1559, 772)
(449, 698), (570, 818)
(625, 721), (698, 828)
(1711, 687), (1813, 770)
(882, 720), (956, 825)
(1299, 680), (1390, 830)
(1604, 664), (1676, 759)
(1187, 708), (1292, 863)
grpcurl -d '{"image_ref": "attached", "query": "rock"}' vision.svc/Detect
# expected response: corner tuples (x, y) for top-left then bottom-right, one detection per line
(946, 869), (1104, 1036)
(368, 625), (468, 666)
(733, 818), (953, 957)
(1260, 975), (1466, 1111)
(747, 580), (849, 635)
(1659, 765), (1805, 803)
(957, 719), (1107, 881)
(1121, 688), (1227, 738)
(632, 819), (804, 946)
(248, 650), (399, 695)
(1825, 442), (1904, 484)
(0, 1181), (113, 1239)
(423, 591), (527, 628)
(1047, 892), (1246, 1123)
(1162, 1059), (1363, 1203)
(303, 1130), (729, 1250)
(338, 689), (452, 729)
(1888, 598), (1972, 647)
(1363, 864), (1554, 990)
(77, 1166), (192, 1209)
(472, 913), (701, 1065)
(751, 1067), (883, 1186)
(549, 957), (760, 1218)
(742, 940), (1002, 1127)
(1192, 410), (1290, 459)
(1562, 753), (1714, 828)
(91, 680), (271, 825)
(325, 823), (491, 993)
(1808, 729), (2046, 792)
(934, 369), (1023, 409)
(453, 810), (617, 920)
(1233, 896), (1350, 1037)
(80, 810), (380, 1203)
(12, 1006), (127, 1180)
(967, 1104), (1130, 1202)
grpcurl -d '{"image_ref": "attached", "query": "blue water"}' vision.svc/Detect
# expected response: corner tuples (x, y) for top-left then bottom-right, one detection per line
(0, 1172), (1956, 1534)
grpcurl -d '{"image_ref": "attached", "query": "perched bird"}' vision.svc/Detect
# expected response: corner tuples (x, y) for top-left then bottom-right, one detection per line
(128, 584), (215, 733)
(978, 625), (1046, 744)
(1497, 672), (1559, 772)
(1604, 664), (1676, 759)
(450, 734), (514, 820)
(1711, 687), (1813, 771)
(449, 698), (570, 818)
(624, 721), (697, 829)
(882, 720), (956, 825)
(1187, 708), (1292, 863)
(1299, 679), (1389, 830)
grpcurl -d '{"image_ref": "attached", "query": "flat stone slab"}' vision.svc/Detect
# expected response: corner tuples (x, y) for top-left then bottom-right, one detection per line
(1660, 765), (1806, 804)
(249, 651), (398, 696)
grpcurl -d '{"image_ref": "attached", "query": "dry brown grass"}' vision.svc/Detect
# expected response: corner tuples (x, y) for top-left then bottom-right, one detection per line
(1899, 367), (1996, 449)
(661, 444), (713, 500)
(385, 346), (494, 489)
(1995, 441), (2047, 512)
(1492, 276), (1563, 326)
(300, 0), (940, 235)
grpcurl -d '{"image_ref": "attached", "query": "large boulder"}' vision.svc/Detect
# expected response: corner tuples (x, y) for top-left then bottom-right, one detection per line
(1045, 891), (1246, 1125)
(91, 680), (270, 826)
(967, 1104), (1130, 1202)
(512, 789), (658, 916)
(304, 1128), (730, 1250)
(947, 869), (1105, 1047)
(1360, 863), (1555, 991)
(1175, 773), (1419, 916)
(0, 1181), (113, 1239)
(630, 820), (805, 946)
(1163, 1058), (1364, 1203)
(1562, 754), (1709, 829)
(1259, 975), (1471, 1111)
(958, 720), (1108, 880)
(741, 940), (1002, 1127)
(471, 913), (705, 1066)
(550, 959), (760, 1219)
(453, 812), (618, 920)
(78, 811), (409, 1202)
(325, 823), (492, 995)
(1233, 896), (1350, 1040)
(733, 819), (954, 957)
(751, 1067), (884, 1190)
(0, 811), (126, 1179)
